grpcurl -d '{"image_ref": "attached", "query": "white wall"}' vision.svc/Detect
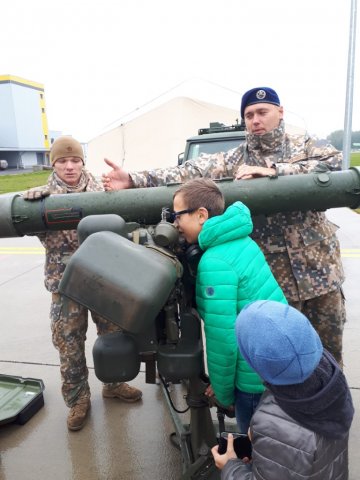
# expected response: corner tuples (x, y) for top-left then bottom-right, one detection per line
(0, 81), (44, 149)
(0, 84), (18, 147)
(20, 151), (38, 167)
(87, 97), (240, 176)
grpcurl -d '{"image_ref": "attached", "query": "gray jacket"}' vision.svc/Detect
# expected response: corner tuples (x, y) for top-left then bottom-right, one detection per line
(222, 389), (350, 480)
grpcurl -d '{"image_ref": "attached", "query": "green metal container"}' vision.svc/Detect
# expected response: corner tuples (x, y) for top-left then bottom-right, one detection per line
(60, 230), (182, 334)
(0, 374), (45, 425)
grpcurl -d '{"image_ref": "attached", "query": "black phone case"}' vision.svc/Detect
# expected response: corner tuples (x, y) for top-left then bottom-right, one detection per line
(218, 433), (252, 459)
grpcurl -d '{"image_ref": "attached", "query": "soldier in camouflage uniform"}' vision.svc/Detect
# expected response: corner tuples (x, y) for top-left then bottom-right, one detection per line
(102, 87), (346, 366)
(24, 136), (142, 431)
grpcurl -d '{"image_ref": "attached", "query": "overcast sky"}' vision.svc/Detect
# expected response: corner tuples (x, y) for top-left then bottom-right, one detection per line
(2, 0), (359, 142)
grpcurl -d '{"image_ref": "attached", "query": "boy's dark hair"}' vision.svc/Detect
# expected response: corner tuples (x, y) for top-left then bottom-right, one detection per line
(173, 178), (225, 217)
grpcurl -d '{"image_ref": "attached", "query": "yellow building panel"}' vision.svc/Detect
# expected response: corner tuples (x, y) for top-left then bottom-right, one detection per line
(0, 74), (44, 91)
(39, 92), (50, 149)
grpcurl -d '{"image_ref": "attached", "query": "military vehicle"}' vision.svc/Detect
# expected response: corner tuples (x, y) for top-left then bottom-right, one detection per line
(178, 122), (246, 165)
(1, 168), (360, 479)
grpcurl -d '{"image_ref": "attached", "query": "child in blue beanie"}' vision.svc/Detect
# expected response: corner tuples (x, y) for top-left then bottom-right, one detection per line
(172, 179), (287, 434)
(212, 300), (354, 480)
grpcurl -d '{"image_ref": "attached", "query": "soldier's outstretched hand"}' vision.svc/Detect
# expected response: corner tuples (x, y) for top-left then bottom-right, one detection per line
(102, 158), (133, 191)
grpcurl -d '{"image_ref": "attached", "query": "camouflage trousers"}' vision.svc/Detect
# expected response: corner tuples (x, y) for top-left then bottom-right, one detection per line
(290, 287), (346, 366)
(50, 293), (121, 407)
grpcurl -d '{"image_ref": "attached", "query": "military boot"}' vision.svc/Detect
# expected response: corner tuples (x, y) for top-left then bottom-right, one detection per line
(102, 383), (142, 402)
(67, 398), (91, 431)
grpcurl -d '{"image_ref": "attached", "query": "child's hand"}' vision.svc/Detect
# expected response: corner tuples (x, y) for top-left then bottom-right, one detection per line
(211, 433), (237, 470)
(205, 385), (214, 397)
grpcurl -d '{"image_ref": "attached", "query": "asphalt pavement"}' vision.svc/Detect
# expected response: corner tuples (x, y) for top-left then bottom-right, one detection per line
(0, 168), (34, 176)
(0, 206), (359, 480)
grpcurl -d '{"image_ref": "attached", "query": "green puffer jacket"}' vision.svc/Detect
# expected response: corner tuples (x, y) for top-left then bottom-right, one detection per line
(196, 201), (287, 406)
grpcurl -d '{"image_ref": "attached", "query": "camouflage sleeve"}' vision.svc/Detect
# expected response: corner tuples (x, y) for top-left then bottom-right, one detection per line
(128, 148), (242, 187)
(277, 136), (343, 176)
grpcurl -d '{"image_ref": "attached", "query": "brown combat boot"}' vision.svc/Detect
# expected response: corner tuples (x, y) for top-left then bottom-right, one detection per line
(67, 399), (91, 431)
(102, 383), (142, 403)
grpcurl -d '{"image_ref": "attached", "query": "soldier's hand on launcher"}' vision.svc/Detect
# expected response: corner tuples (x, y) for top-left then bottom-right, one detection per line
(22, 186), (50, 200)
(236, 165), (275, 179)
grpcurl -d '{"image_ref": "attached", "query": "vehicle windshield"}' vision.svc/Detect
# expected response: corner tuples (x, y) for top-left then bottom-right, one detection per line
(187, 139), (242, 160)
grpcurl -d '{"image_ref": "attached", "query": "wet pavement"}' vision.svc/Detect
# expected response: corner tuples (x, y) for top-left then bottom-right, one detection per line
(0, 207), (359, 480)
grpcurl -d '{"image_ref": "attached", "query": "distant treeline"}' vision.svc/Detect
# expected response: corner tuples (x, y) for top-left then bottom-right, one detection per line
(327, 130), (360, 150)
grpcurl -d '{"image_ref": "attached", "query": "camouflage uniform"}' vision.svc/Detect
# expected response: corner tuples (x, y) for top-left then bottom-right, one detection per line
(38, 171), (122, 407)
(129, 121), (345, 363)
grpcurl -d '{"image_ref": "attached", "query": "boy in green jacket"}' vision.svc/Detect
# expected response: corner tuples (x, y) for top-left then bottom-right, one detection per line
(172, 178), (287, 433)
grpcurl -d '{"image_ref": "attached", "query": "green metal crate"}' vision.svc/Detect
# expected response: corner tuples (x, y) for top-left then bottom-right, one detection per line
(0, 374), (45, 425)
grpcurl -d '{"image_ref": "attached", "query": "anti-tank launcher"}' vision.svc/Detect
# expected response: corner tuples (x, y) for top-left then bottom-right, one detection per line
(1, 167), (360, 238)
(60, 212), (220, 479)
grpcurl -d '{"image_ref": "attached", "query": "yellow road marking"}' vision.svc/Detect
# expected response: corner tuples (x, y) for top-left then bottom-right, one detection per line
(0, 247), (45, 255)
(340, 249), (360, 258)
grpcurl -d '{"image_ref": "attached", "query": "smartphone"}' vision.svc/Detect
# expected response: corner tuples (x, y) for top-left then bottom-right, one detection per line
(218, 431), (252, 459)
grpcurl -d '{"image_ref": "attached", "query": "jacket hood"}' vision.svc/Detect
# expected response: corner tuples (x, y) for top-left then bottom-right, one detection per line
(267, 350), (354, 439)
(198, 201), (253, 251)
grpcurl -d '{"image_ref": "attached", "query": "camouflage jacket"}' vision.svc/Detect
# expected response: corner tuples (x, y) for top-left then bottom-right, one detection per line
(129, 121), (345, 301)
(37, 171), (103, 293)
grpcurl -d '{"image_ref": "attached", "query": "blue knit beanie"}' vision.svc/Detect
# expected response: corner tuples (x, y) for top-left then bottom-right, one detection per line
(240, 87), (280, 119)
(236, 301), (323, 385)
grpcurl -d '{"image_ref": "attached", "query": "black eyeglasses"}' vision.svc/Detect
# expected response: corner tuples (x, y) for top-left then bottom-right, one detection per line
(168, 208), (197, 222)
